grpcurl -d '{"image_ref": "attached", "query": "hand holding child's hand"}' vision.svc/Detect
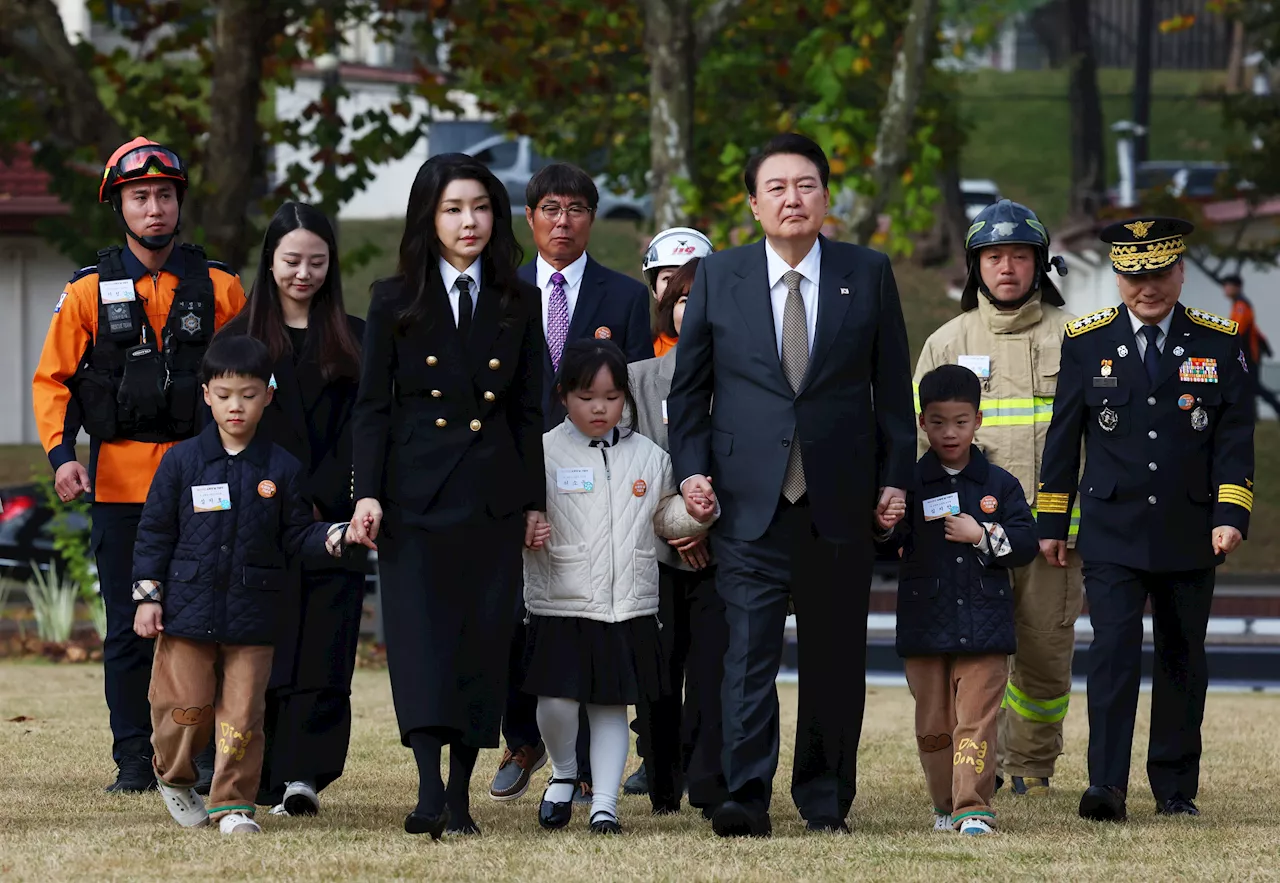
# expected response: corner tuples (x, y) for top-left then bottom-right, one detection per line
(525, 511), (551, 550)
(345, 521), (378, 551)
(943, 512), (984, 545)
(876, 496), (906, 531)
(686, 493), (717, 524)
(133, 603), (163, 638)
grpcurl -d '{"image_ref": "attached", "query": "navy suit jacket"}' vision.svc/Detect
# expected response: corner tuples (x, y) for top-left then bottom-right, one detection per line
(667, 236), (916, 543)
(519, 255), (652, 430)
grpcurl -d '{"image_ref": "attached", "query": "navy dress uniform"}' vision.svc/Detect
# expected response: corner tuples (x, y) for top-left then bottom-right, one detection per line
(1037, 217), (1254, 821)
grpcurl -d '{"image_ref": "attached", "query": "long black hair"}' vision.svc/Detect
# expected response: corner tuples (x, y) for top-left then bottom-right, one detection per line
(394, 152), (525, 329)
(554, 339), (639, 431)
(220, 201), (361, 382)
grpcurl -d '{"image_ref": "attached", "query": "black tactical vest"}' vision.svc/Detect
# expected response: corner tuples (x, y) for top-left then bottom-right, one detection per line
(70, 244), (216, 443)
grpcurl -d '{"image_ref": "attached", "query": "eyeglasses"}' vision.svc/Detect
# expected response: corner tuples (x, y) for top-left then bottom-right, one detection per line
(538, 203), (593, 222)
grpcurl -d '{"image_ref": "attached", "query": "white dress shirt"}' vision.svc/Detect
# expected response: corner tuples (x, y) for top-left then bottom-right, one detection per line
(536, 251), (588, 337)
(439, 257), (482, 327)
(1129, 307), (1174, 358)
(765, 238), (821, 357)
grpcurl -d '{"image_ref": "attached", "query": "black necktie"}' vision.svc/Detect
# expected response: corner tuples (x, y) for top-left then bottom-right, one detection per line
(1141, 325), (1161, 384)
(456, 274), (473, 341)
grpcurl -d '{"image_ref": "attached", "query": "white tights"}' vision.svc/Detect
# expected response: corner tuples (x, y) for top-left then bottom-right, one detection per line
(536, 696), (629, 821)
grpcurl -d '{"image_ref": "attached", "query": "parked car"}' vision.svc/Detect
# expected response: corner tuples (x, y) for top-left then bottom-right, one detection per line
(0, 485), (89, 582)
(462, 134), (653, 220)
(960, 178), (1001, 221)
(1108, 160), (1243, 206)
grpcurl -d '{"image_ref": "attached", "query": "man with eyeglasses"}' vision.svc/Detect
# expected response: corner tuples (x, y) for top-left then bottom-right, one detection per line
(488, 162), (652, 805)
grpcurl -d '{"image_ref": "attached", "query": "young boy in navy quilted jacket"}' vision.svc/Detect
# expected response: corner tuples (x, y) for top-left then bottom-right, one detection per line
(131, 335), (372, 836)
(886, 364), (1038, 836)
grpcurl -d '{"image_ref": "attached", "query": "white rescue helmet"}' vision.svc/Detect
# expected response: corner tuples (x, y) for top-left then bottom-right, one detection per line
(642, 226), (713, 288)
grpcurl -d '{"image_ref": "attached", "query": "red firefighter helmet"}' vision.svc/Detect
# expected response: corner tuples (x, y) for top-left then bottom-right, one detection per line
(98, 137), (188, 203)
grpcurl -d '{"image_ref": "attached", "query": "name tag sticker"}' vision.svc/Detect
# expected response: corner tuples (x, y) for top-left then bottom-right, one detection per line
(556, 467), (594, 494)
(661, 399), (668, 425)
(957, 354), (991, 379)
(922, 492), (961, 521)
(99, 278), (136, 304)
(192, 483), (231, 513)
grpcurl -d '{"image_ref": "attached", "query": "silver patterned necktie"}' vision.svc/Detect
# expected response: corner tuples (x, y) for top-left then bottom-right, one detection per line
(781, 269), (808, 503)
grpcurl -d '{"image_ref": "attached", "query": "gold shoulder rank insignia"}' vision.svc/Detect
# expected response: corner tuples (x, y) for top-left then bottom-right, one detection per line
(1185, 306), (1239, 335)
(1064, 306), (1118, 338)
(1124, 220), (1154, 239)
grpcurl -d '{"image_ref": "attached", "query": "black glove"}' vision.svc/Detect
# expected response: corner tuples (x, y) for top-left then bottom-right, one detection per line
(118, 343), (168, 419)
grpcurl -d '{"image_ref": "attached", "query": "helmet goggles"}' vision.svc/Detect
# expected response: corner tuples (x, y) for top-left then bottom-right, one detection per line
(100, 144), (188, 203)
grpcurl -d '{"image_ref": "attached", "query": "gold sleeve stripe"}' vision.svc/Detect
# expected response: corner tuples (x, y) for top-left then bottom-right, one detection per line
(1037, 494), (1071, 514)
(1218, 484), (1254, 511)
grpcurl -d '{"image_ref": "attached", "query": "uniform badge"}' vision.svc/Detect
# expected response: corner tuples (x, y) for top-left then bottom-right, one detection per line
(1178, 394), (1195, 411)
(1191, 407), (1208, 432)
(1117, 345), (1129, 358)
(980, 495), (999, 514)
(1173, 345), (1185, 357)
(1100, 359), (1112, 377)
(632, 479), (647, 498)
(594, 326), (612, 340)
(258, 480), (277, 498)
(54, 290), (68, 314)
(1098, 407), (1118, 432)
(1179, 357), (1218, 383)
(180, 311), (201, 335)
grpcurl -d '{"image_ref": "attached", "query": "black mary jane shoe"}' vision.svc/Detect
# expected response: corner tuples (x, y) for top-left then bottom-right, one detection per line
(405, 806), (451, 840)
(590, 811), (622, 835)
(538, 778), (576, 831)
(445, 813), (482, 836)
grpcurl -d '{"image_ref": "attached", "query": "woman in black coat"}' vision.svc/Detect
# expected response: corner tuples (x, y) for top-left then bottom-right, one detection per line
(349, 154), (545, 838)
(215, 201), (367, 817)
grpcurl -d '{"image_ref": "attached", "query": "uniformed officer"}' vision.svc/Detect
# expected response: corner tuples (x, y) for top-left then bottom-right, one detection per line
(1036, 217), (1254, 822)
(914, 199), (1080, 797)
(32, 138), (246, 792)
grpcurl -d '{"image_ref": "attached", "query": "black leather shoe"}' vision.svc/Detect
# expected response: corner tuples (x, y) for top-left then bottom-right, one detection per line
(712, 800), (772, 838)
(445, 813), (482, 836)
(590, 811), (622, 835)
(651, 798), (681, 815)
(1079, 785), (1127, 822)
(805, 817), (851, 834)
(623, 766), (649, 795)
(538, 778), (576, 831)
(405, 806), (450, 840)
(104, 755), (158, 794)
(1157, 796), (1200, 817)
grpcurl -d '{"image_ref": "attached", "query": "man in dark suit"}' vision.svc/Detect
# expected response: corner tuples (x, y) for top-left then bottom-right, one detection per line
(667, 133), (916, 836)
(1037, 217), (1254, 823)
(489, 162), (654, 803)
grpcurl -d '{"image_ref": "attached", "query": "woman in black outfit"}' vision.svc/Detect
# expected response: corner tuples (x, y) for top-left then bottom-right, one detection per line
(349, 154), (545, 839)
(215, 201), (367, 817)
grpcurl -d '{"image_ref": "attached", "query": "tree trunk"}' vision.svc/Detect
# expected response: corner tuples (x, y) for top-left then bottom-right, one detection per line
(847, 0), (941, 246)
(1225, 19), (1246, 94)
(1028, 0), (1070, 69)
(645, 0), (696, 230)
(915, 158), (970, 271)
(1066, 0), (1105, 223)
(200, 0), (274, 268)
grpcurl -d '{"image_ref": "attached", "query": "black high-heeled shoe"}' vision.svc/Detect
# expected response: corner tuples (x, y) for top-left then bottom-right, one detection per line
(590, 810), (622, 835)
(404, 805), (451, 840)
(538, 778), (576, 830)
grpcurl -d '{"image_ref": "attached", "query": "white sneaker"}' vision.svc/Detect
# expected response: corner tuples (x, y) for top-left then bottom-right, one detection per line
(932, 813), (953, 832)
(960, 817), (994, 836)
(219, 812), (262, 835)
(268, 804), (290, 816)
(282, 780), (320, 816)
(157, 777), (208, 828)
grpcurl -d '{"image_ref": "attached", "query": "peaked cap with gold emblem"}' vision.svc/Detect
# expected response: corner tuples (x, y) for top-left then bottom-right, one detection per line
(1099, 216), (1194, 276)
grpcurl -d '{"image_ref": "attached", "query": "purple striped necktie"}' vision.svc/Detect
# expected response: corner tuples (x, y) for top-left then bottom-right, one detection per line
(548, 271), (569, 370)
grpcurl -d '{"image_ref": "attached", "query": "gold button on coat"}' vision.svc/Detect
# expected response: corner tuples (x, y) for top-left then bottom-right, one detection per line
(426, 356), (438, 366)
(488, 358), (500, 370)
(470, 419), (482, 431)
(435, 418), (447, 427)
(483, 391), (496, 402)
(431, 389), (442, 398)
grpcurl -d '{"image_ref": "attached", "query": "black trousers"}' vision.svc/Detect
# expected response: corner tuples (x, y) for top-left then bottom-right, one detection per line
(503, 597), (592, 782)
(91, 502), (153, 763)
(714, 496), (872, 821)
(257, 567), (366, 805)
(636, 561), (729, 809)
(1082, 562), (1214, 802)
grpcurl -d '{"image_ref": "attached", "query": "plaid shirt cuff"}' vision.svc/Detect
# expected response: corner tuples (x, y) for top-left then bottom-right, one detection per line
(325, 522), (351, 558)
(979, 522), (1013, 559)
(132, 580), (163, 603)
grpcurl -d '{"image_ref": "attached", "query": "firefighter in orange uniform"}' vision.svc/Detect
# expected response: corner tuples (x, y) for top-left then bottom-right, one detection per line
(32, 138), (245, 793)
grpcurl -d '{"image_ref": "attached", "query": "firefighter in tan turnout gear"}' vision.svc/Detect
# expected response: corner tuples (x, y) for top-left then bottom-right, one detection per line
(913, 200), (1080, 795)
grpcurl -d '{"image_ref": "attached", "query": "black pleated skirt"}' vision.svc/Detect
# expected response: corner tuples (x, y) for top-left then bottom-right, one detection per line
(521, 613), (667, 706)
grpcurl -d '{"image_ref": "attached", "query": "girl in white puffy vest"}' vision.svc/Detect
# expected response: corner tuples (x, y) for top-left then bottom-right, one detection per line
(522, 339), (717, 835)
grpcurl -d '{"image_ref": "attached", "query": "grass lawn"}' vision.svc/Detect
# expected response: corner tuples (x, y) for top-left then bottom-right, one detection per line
(0, 664), (1277, 881)
(957, 68), (1233, 228)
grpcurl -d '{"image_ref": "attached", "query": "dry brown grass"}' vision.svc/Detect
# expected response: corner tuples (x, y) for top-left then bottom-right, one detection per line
(1, 665), (1278, 881)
